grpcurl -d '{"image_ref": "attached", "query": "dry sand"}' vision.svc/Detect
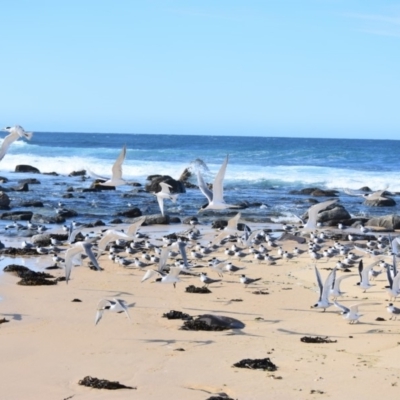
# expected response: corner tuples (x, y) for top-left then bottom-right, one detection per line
(1, 223), (400, 400)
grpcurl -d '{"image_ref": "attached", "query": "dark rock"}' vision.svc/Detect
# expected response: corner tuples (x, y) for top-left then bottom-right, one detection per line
(310, 189), (338, 197)
(18, 178), (40, 185)
(0, 176), (9, 183)
(169, 216), (181, 223)
(144, 214), (170, 225)
(78, 376), (135, 390)
(145, 175), (186, 194)
(277, 233), (306, 244)
(62, 193), (74, 198)
(66, 186), (74, 192)
(181, 314), (245, 331)
(0, 318), (9, 324)
(364, 197), (396, 207)
(56, 209), (78, 218)
(72, 299), (82, 302)
(11, 182), (31, 193)
(109, 218), (123, 224)
(15, 165), (40, 173)
(31, 213), (65, 224)
(233, 357), (277, 371)
(92, 219), (106, 227)
(117, 208), (142, 218)
(359, 186), (372, 192)
(300, 336), (337, 343)
(42, 171), (59, 176)
(69, 170), (86, 177)
(376, 317), (386, 321)
(31, 234), (51, 246)
(367, 215), (400, 230)
(90, 179), (116, 190)
(0, 211), (33, 221)
(20, 201), (44, 207)
(0, 191), (11, 209)
(162, 310), (193, 320)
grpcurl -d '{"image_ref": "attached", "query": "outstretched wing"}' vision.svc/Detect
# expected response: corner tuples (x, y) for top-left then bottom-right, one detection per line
(111, 145), (126, 181)
(212, 155), (229, 203)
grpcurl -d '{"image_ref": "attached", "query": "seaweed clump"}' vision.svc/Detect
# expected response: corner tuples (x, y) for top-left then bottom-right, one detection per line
(3, 264), (57, 286)
(233, 357), (277, 371)
(163, 310), (193, 320)
(185, 285), (211, 294)
(78, 376), (135, 390)
(300, 336), (337, 344)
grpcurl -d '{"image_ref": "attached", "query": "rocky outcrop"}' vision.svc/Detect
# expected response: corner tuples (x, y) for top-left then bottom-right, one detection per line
(0, 192), (11, 209)
(117, 208), (142, 218)
(145, 175), (186, 194)
(364, 197), (396, 207)
(366, 214), (400, 230)
(15, 165), (40, 173)
(0, 211), (32, 220)
(290, 187), (338, 197)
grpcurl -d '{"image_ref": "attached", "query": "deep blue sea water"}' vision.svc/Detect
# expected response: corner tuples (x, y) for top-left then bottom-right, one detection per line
(0, 132), (399, 227)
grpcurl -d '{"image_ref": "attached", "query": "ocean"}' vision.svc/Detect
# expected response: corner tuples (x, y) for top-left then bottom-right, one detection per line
(0, 132), (399, 227)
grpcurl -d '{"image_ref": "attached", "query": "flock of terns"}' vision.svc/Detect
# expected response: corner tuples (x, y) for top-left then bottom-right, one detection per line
(1, 125), (400, 326)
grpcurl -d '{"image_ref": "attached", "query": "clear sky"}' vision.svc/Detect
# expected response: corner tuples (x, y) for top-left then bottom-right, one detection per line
(1, 1), (399, 139)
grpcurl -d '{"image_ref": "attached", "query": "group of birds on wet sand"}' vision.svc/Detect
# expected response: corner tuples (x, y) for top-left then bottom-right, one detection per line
(1, 126), (400, 325)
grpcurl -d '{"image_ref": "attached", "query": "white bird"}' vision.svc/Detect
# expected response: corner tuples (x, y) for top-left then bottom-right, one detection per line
(239, 274), (261, 287)
(211, 212), (241, 245)
(95, 298), (131, 325)
(141, 266), (181, 288)
(197, 155), (240, 212)
(64, 241), (101, 283)
(330, 272), (357, 300)
(311, 266), (335, 311)
(357, 259), (381, 292)
(0, 125), (33, 161)
(89, 145), (127, 187)
(334, 301), (362, 324)
(96, 229), (132, 256)
(387, 303), (400, 320)
(385, 266), (400, 301)
(153, 182), (179, 216)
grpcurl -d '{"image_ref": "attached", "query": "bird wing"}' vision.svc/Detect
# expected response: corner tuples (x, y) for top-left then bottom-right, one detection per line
(85, 167), (109, 181)
(111, 145), (126, 181)
(334, 301), (350, 314)
(141, 269), (161, 282)
(386, 263), (393, 288)
(0, 131), (19, 161)
(65, 244), (87, 283)
(168, 267), (181, 278)
(177, 241), (188, 268)
(322, 268), (336, 302)
(114, 298), (131, 321)
(97, 230), (130, 253)
(314, 265), (324, 300)
(81, 242), (101, 271)
(212, 155), (229, 203)
(156, 195), (165, 216)
(95, 309), (105, 325)
(158, 247), (170, 272)
(196, 170), (213, 202)
(361, 259), (381, 284)
(305, 199), (338, 230)
(126, 216), (146, 237)
(333, 273), (357, 291)
(159, 182), (172, 194)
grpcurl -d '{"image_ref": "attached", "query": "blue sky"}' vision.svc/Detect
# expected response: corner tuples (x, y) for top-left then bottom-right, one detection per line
(1, 1), (399, 138)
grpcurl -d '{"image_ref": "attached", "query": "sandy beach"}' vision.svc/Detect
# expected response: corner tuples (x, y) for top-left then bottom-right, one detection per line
(1, 221), (400, 400)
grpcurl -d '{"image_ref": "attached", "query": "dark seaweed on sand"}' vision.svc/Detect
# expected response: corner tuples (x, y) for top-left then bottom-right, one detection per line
(181, 315), (245, 331)
(163, 310), (193, 320)
(300, 336), (337, 344)
(4, 264), (57, 286)
(233, 357), (277, 371)
(78, 376), (136, 390)
(185, 285), (212, 294)
(181, 319), (228, 331)
(206, 396), (235, 400)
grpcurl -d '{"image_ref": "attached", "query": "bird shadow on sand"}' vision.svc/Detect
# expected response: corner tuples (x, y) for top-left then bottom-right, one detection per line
(139, 338), (215, 347)
(0, 312), (24, 321)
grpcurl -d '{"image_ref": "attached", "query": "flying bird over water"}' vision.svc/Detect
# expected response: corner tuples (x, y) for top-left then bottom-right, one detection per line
(197, 155), (239, 212)
(0, 125), (33, 161)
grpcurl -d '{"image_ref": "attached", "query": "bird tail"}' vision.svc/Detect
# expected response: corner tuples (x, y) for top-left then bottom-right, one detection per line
(23, 132), (33, 140)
